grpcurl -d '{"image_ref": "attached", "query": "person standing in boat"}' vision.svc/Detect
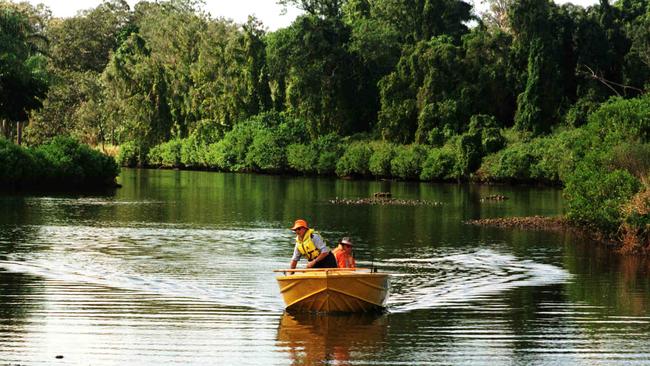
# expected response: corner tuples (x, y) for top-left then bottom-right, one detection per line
(332, 237), (356, 268)
(289, 219), (338, 269)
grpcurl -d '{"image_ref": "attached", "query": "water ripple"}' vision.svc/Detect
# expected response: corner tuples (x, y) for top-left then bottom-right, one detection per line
(382, 248), (572, 312)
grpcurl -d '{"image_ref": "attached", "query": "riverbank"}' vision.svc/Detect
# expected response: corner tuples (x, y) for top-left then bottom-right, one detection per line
(466, 215), (649, 255)
(0, 137), (119, 191)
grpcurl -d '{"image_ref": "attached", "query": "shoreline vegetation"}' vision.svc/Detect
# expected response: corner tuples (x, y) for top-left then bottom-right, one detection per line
(1, 0), (648, 253)
(0, 137), (119, 190)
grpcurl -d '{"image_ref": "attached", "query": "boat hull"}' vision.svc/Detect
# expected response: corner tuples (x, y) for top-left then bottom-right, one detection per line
(276, 269), (390, 313)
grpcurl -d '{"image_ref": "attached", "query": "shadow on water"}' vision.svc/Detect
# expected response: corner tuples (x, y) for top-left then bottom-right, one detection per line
(276, 311), (388, 366)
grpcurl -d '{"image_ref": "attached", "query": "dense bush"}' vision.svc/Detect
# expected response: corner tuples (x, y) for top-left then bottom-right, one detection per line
(204, 121), (264, 171)
(368, 141), (395, 178)
(455, 131), (483, 178)
(480, 144), (534, 182)
(313, 134), (342, 175)
(565, 97), (599, 127)
(620, 189), (650, 253)
(608, 142), (650, 181)
(1, 137), (118, 189)
(0, 138), (37, 186)
(390, 144), (427, 180)
(116, 141), (143, 168)
(336, 142), (373, 177)
(287, 143), (318, 174)
(34, 136), (119, 186)
(477, 127), (592, 184)
(564, 155), (641, 236)
(285, 134), (341, 175)
(181, 136), (208, 168)
(147, 139), (182, 168)
(246, 129), (286, 172)
(421, 145), (457, 181)
(587, 96), (650, 145)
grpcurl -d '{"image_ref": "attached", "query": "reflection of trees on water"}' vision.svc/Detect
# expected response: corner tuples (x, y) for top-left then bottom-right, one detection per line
(276, 312), (388, 366)
(0, 197), (44, 339)
(563, 237), (650, 316)
(0, 271), (39, 324)
(0, 196), (42, 255)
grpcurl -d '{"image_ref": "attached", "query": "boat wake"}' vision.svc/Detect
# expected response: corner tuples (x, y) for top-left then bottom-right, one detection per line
(0, 224), (571, 314)
(378, 248), (572, 313)
(0, 224), (289, 312)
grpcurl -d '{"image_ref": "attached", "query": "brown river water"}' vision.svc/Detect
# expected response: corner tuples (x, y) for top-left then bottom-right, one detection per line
(0, 169), (649, 365)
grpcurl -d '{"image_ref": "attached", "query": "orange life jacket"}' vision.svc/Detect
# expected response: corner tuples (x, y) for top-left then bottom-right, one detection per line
(333, 246), (356, 268)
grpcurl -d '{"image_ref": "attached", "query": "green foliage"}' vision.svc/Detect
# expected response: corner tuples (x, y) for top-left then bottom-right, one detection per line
(205, 121), (264, 171)
(421, 145), (457, 181)
(26, 70), (105, 146)
(390, 144), (428, 180)
(469, 114), (505, 154)
(564, 154), (641, 235)
(180, 136), (208, 168)
(455, 130), (483, 178)
(482, 144), (535, 182)
(246, 129), (286, 172)
(116, 141), (143, 168)
(47, 1), (131, 73)
(287, 143), (318, 174)
(564, 97), (599, 127)
(313, 134), (343, 174)
(336, 141), (373, 177)
(608, 142), (650, 181)
(368, 141), (396, 178)
(378, 36), (468, 143)
(268, 15), (366, 137)
(147, 139), (182, 168)
(0, 2), (49, 133)
(586, 95), (650, 145)
(478, 127), (592, 183)
(0, 137), (118, 189)
(0, 137), (36, 186)
(514, 38), (553, 135)
(287, 133), (342, 175)
(33, 136), (119, 186)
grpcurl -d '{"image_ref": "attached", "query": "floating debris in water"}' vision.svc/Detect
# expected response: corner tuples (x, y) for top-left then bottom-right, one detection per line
(329, 197), (441, 206)
(480, 194), (509, 202)
(465, 216), (567, 230)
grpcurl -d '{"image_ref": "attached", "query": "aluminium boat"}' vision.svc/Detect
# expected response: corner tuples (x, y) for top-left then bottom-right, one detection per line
(274, 268), (390, 313)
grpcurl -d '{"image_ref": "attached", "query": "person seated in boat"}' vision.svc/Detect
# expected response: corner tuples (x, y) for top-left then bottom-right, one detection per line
(289, 219), (338, 269)
(332, 237), (356, 268)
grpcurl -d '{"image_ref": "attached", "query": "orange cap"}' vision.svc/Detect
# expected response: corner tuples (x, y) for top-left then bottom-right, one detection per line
(290, 219), (308, 231)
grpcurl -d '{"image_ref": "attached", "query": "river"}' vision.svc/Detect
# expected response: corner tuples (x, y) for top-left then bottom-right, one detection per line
(0, 169), (649, 365)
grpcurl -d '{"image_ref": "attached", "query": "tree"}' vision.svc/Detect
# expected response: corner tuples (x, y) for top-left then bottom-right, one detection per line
(278, 0), (345, 19)
(0, 2), (49, 144)
(509, 0), (568, 134)
(267, 14), (365, 136)
(46, 0), (132, 73)
(25, 70), (104, 145)
(103, 33), (172, 149)
(371, 0), (473, 43)
(480, 0), (512, 32)
(241, 16), (272, 116)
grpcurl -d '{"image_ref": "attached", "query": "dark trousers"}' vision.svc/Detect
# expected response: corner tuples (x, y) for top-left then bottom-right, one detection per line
(313, 252), (338, 268)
